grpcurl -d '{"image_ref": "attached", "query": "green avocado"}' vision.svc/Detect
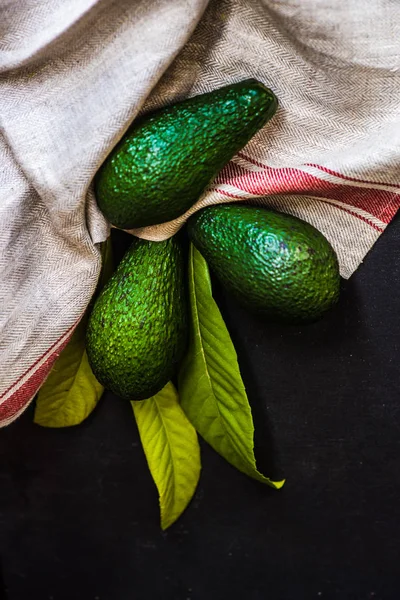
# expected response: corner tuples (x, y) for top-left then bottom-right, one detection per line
(95, 79), (277, 229)
(86, 237), (187, 400)
(188, 205), (340, 322)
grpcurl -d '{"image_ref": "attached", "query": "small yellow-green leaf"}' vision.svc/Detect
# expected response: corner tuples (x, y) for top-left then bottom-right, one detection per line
(34, 315), (103, 427)
(179, 244), (284, 489)
(132, 382), (201, 530)
(34, 237), (114, 428)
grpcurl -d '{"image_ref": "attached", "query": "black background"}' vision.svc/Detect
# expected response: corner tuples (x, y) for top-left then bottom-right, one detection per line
(1, 213), (399, 600)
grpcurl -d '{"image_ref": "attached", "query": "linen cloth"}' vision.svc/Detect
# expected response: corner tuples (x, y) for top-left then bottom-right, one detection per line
(0, 0), (399, 427)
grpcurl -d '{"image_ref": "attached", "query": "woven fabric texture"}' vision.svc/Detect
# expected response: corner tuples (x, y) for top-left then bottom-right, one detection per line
(0, 0), (399, 426)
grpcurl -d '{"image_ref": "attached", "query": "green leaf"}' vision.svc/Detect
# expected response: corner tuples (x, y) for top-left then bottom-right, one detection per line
(34, 315), (103, 427)
(34, 237), (114, 428)
(178, 244), (284, 489)
(132, 382), (201, 530)
(97, 236), (115, 292)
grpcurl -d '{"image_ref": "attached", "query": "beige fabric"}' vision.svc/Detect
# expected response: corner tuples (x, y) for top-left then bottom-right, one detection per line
(0, 0), (399, 426)
(132, 0), (400, 263)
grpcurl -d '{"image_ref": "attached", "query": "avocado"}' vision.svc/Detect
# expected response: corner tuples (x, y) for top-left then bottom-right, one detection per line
(86, 237), (187, 400)
(187, 205), (340, 322)
(95, 79), (277, 229)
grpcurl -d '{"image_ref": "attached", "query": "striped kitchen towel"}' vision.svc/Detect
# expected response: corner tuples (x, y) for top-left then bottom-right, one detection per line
(0, 0), (399, 426)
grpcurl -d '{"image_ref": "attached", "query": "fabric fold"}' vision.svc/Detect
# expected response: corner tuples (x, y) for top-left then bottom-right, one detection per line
(0, 0), (399, 426)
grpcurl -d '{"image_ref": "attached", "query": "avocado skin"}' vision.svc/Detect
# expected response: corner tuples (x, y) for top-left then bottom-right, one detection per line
(187, 205), (340, 323)
(86, 237), (187, 400)
(95, 79), (278, 229)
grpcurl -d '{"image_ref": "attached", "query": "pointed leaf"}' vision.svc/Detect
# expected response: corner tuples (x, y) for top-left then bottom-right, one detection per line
(132, 382), (201, 530)
(34, 237), (114, 428)
(179, 244), (284, 489)
(34, 315), (103, 427)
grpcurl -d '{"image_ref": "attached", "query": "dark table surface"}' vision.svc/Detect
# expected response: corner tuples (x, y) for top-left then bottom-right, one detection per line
(1, 213), (399, 600)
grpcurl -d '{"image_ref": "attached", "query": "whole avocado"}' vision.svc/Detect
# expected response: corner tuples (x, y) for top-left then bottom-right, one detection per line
(187, 205), (340, 323)
(86, 237), (187, 400)
(95, 79), (277, 229)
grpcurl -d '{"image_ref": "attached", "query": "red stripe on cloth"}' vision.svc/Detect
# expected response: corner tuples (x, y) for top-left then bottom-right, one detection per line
(325, 203), (384, 233)
(211, 187), (384, 232)
(0, 320), (78, 399)
(304, 163), (400, 191)
(0, 332), (74, 423)
(216, 160), (399, 225)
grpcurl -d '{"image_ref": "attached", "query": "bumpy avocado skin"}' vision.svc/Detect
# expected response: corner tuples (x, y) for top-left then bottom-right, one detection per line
(188, 205), (340, 323)
(86, 237), (187, 400)
(95, 79), (278, 229)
